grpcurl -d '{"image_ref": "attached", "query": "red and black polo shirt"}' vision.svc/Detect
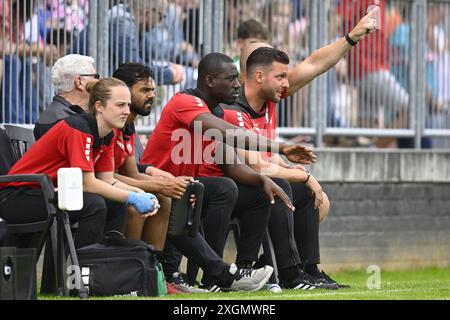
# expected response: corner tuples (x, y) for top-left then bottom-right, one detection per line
(141, 88), (213, 177)
(4, 113), (115, 188)
(113, 122), (136, 170)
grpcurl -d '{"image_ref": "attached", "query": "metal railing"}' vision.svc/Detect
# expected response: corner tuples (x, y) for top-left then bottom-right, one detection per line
(1, 0), (449, 148)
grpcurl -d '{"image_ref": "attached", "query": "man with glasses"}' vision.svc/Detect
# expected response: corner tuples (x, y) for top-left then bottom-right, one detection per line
(34, 54), (99, 140)
(78, 73), (100, 80)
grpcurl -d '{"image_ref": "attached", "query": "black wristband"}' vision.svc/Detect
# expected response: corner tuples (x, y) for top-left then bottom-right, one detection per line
(137, 163), (153, 174)
(303, 171), (311, 184)
(345, 33), (358, 46)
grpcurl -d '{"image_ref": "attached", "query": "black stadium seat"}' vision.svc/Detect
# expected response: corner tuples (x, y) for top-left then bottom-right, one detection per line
(0, 125), (87, 299)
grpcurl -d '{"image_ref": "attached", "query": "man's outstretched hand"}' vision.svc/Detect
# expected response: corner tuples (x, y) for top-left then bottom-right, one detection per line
(349, 6), (379, 42)
(281, 144), (317, 164)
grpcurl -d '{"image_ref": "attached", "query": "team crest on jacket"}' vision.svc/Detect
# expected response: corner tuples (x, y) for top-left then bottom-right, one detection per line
(116, 140), (125, 151)
(126, 143), (133, 154)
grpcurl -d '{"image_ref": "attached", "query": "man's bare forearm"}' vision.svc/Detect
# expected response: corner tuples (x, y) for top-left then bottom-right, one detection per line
(114, 173), (161, 193)
(195, 113), (287, 154)
(287, 37), (352, 95)
(287, 9), (376, 95)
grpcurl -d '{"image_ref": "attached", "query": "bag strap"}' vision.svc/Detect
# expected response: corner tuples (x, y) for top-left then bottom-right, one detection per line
(102, 230), (156, 252)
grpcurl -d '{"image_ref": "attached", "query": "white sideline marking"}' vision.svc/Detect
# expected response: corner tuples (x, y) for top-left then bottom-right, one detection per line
(194, 287), (449, 300)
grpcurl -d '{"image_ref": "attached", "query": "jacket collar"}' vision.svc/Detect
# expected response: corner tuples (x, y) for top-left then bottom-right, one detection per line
(53, 95), (72, 107)
(120, 122), (136, 140)
(54, 95), (85, 114)
(215, 85), (267, 119)
(79, 113), (115, 148)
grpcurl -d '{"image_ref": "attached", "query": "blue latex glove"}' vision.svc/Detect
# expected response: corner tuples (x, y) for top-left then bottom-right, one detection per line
(126, 192), (160, 214)
(147, 193), (160, 210)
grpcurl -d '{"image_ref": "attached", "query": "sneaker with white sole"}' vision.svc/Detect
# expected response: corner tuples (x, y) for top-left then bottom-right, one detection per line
(166, 272), (209, 294)
(199, 282), (222, 293)
(166, 282), (183, 295)
(223, 263), (273, 292)
(307, 270), (349, 290)
(280, 268), (317, 291)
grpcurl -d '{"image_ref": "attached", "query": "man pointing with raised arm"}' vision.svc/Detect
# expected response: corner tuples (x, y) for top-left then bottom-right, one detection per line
(141, 52), (316, 176)
(210, 8), (379, 288)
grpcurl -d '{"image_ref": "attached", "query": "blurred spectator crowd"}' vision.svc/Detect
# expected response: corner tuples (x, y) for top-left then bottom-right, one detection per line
(1, 0), (449, 148)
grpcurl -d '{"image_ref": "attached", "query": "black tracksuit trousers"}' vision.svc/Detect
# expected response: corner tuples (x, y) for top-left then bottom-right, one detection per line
(256, 179), (321, 273)
(162, 176), (272, 281)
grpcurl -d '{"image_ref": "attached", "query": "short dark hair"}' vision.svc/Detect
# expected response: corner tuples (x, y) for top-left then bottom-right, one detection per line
(112, 63), (154, 88)
(198, 53), (234, 80)
(237, 19), (269, 41)
(246, 47), (290, 75)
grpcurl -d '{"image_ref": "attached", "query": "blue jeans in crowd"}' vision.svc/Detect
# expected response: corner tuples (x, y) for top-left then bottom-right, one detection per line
(1, 56), (39, 124)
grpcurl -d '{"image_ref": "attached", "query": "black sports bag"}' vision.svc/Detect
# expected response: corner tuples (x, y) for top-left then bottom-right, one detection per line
(74, 231), (167, 297)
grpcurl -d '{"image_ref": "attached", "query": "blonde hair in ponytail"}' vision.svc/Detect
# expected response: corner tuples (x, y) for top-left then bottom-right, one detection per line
(86, 78), (128, 115)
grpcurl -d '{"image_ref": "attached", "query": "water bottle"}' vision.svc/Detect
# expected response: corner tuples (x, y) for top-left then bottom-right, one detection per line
(265, 283), (283, 293)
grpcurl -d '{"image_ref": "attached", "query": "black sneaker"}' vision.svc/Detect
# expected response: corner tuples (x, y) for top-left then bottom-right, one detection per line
(280, 267), (317, 290)
(166, 272), (209, 293)
(252, 254), (269, 270)
(199, 282), (223, 293)
(308, 270), (350, 289)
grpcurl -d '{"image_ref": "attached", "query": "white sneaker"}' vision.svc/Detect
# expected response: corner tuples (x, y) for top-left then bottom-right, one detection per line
(227, 264), (273, 292)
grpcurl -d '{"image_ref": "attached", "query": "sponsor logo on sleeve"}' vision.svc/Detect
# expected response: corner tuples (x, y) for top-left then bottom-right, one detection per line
(85, 137), (92, 161)
(194, 97), (204, 107)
